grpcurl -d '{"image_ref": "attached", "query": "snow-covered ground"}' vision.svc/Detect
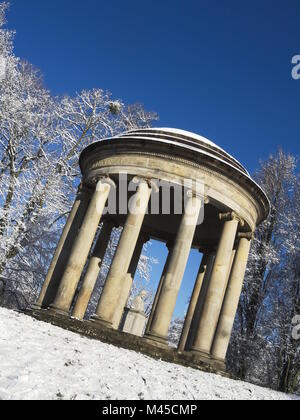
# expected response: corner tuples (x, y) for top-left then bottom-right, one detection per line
(0, 308), (297, 400)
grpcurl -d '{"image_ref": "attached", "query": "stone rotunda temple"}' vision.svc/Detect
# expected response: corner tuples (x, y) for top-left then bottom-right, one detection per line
(33, 127), (270, 372)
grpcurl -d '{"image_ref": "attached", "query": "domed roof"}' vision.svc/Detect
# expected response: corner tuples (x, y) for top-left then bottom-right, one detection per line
(80, 126), (270, 225)
(118, 127), (250, 176)
(143, 127), (219, 148)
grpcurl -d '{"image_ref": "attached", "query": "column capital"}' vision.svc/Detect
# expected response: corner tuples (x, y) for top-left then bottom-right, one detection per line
(95, 177), (116, 190)
(131, 176), (155, 190)
(238, 231), (254, 241)
(219, 212), (245, 227)
(186, 189), (204, 200)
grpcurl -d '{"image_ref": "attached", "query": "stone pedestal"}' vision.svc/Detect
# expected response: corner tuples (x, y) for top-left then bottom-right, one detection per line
(121, 308), (147, 337)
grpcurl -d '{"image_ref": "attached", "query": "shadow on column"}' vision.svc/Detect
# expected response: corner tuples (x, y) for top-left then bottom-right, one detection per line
(184, 253), (215, 351)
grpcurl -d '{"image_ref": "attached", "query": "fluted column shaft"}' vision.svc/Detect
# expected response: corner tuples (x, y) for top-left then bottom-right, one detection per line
(146, 193), (202, 343)
(35, 185), (89, 309)
(94, 180), (152, 328)
(72, 221), (114, 320)
(192, 213), (240, 355)
(211, 234), (252, 361)
(50, 179), (113, 314)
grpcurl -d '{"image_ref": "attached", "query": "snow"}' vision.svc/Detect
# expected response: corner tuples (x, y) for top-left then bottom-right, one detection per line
(0, 308), (297, 401)
(126, 127), (248, 173)
(122, 128), (270, 215)
(144, 127), (219, 149)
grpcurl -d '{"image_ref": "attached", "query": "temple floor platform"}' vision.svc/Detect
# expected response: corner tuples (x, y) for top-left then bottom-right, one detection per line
(26, 308), (229, 378)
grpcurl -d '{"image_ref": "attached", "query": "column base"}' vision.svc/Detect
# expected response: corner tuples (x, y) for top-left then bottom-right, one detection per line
(190, 347), (211, 359)
(144, 332), (169, 348)
(47, 305), (70, 317)
(27, 309), (230, 377)
(31, 303), (42, 311)
(211, 356), (227, 372)
(92, 315), (114, 330)
(188, 348), (226, 372)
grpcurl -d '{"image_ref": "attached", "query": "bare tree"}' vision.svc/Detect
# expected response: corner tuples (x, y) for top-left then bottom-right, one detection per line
(0, 2), (158, 308)
(228, 150), (300, 394)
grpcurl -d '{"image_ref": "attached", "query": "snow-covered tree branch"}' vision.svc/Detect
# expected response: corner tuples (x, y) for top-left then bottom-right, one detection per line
(0, 2), (158, 309)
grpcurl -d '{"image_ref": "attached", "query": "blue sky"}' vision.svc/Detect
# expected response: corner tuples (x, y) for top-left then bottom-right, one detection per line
(6, 0), (300, 318)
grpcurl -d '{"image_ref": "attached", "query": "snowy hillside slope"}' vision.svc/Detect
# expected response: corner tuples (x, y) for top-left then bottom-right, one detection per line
(0, 308), (297, 400)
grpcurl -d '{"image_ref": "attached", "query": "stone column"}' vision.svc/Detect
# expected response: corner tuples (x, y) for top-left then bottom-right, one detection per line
(184, 252), (215, 351)
(128, 234), (149, 277)
(94, 179), (152, 328)
(112, 234), (149, 330)
(72, 221), (114, 320)
(50, 179), (114, 315)
(146, 193), (202, 344)
(112, 273), (134, 329)
(178, 252), (211, 352)
(34, 185), (89, 309)
(191, 212), (242, 356)
(211, 232), (252, 361)
(222, 249), (237, 301)
(145, 241), (174, 336)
